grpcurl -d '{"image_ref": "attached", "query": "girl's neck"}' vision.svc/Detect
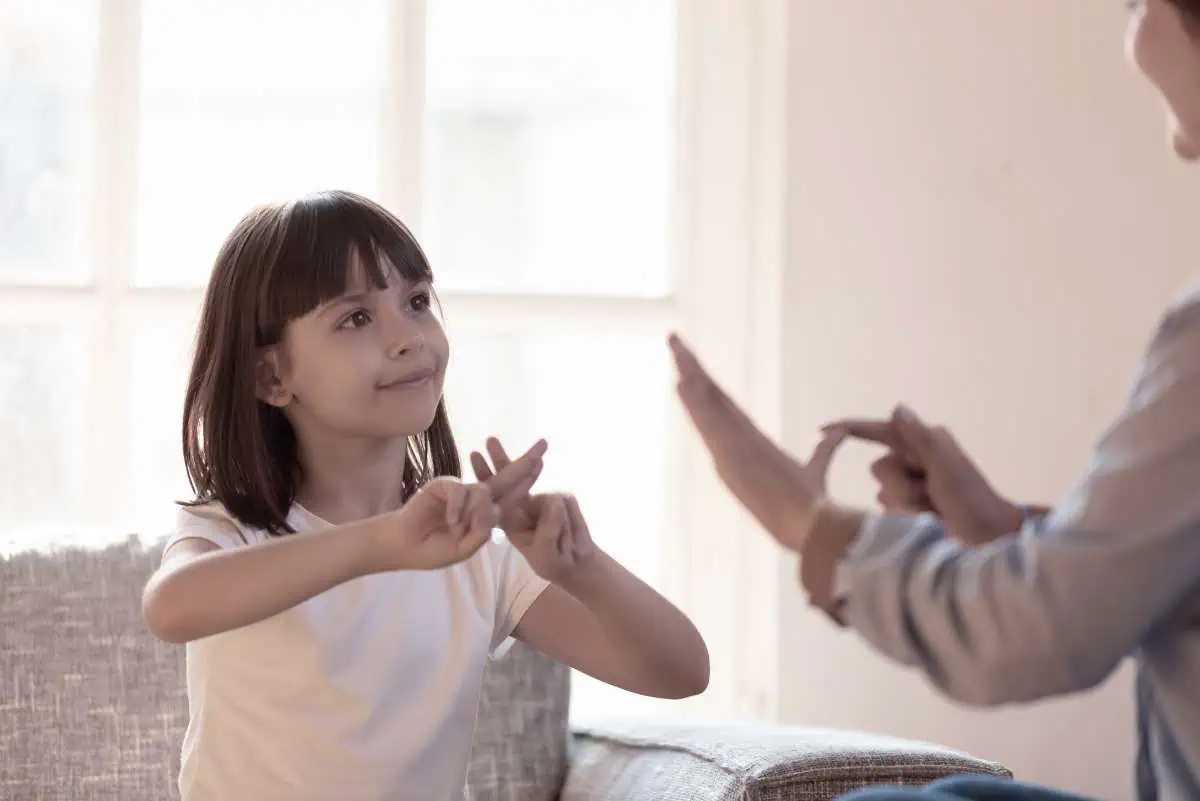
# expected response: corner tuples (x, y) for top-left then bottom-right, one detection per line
(292, 432), (412, 526)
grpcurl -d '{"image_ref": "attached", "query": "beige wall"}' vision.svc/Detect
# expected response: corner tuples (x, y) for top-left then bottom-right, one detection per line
(776, 2), (1198, 797)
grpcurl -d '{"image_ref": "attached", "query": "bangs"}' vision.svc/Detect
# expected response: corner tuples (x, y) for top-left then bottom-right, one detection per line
(255, 190), (434, 346)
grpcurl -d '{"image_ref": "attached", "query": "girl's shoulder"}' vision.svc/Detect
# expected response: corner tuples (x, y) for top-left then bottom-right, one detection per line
(170, 501), (264, 551)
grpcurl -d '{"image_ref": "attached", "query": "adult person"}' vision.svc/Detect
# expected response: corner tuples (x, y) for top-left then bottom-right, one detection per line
(668, 1), (1200, 798)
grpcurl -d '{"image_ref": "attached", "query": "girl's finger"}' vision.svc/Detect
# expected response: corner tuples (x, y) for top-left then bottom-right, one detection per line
(496, 475), (540, 531)
(456, 515), (494, 559)
(485, 440), (547, 501)
(446, 480), (469, 531)
(487, 437), (513, 470)
(563, 494), (593, 562)
(470, 451), (494, 482)
(467, 485), (499, 533)
(563, 495), (586, 537)
(532, 496), (566, 556)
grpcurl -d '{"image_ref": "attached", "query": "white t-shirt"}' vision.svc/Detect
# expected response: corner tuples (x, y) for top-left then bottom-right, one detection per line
(166, 502), (550, 801)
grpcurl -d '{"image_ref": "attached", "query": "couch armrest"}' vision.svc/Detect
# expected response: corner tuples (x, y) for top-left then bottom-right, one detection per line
(563, 720), (1010, 801)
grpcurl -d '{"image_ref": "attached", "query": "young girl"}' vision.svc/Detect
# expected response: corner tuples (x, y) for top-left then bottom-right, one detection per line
(141, 190), (710, 801)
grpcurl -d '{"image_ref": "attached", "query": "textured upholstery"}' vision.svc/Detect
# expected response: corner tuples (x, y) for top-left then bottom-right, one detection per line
(0, 536), (571, 801)
(564, 721), (1011, 801)
(1, 535), (1010, 801)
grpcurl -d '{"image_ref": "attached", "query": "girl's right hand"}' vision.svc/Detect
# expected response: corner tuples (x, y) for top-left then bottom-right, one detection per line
(373, 439), (548, 571)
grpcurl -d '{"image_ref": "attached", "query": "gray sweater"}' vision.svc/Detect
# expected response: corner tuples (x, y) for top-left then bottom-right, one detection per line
(838, 289), (1200, 801)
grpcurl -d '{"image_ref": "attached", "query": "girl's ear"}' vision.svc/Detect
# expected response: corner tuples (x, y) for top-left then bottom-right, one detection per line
(254, 347), (292, 407)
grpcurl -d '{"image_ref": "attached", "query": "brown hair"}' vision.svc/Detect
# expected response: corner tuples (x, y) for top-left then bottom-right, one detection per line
(1168, 0), (1200, 29)
(181, 190), (461, 535)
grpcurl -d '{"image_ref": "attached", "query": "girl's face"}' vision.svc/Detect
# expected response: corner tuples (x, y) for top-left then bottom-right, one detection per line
(260, 257), (449, 443)
(1127, 0), (1200, 160)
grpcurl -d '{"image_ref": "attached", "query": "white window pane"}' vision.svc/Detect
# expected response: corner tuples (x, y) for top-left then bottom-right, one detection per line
(135, 111), (381, 287)
(423, 0), (675, 298)
(0, 325), (89, 541)
(133, 0), (389, 288)
(0, 0), (95, 284)
(139, 0), (388, 99)
(127, 311), (198, 533)
(444, 328), (671, 720)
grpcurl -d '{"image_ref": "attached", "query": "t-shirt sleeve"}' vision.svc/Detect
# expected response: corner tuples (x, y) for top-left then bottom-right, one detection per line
(488, 535), (550, 656)
(163, 504), (253, 557)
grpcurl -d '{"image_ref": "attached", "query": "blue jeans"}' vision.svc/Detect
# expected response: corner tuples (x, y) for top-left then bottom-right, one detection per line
(841, 776), (1098, 801)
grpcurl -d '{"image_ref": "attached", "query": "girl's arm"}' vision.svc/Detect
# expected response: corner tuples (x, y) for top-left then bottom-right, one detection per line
(144, 516), (391, 644)
(514, 550), (710, 699)
(143, 462), (543, 643)
(494, 492), (708, 699)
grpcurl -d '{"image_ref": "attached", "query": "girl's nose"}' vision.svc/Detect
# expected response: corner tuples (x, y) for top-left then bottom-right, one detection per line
(384, 319), (425, 359)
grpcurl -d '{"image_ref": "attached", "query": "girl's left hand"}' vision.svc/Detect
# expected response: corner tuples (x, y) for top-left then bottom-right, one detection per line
(470, 441), (596, 583)
(507, 493), (596, 583)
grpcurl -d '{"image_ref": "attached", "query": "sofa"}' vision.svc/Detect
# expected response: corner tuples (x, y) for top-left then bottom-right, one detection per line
(0, 535), (1010, 800)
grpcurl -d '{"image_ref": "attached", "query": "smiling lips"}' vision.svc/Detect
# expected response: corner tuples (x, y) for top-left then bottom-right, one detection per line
(378, 367), (436, 390)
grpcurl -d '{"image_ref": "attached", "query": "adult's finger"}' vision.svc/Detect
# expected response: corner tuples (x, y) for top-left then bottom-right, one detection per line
(807, 430), (848, 491)
(822, 418), (901, 450)
(669, 335), (751, 428)
(871, 454), (927, 510)
(668, 333), (708, 381)
(890, 406), (939, 464)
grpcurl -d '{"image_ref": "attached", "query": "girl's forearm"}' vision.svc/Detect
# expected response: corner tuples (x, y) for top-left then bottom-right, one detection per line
(560, 550), (710, 698)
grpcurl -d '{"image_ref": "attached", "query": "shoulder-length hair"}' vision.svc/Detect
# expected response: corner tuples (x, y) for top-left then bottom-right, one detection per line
(181, 190), (460, 534)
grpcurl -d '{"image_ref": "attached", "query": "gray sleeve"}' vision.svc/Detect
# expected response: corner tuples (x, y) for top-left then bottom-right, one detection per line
(838, 292), (1200, 706)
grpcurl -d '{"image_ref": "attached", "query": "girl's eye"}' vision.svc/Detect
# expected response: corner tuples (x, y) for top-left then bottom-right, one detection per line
(340, 309), (372, 329)
(409, 291), (432, 313)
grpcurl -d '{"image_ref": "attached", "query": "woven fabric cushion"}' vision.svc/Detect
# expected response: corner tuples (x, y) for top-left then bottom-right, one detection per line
(0, 536), (186, 801)
(562, 721), (1011, 801)
(467, 639), (572, 800)
(1, 535), (572, 801)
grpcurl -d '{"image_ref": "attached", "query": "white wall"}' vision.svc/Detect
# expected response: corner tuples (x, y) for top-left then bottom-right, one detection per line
(776, 3), (1198, 797)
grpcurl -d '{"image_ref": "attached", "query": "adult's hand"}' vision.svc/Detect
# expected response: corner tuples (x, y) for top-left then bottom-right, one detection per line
(825, 406), (1032, 546)
(668, 334), (844, 552)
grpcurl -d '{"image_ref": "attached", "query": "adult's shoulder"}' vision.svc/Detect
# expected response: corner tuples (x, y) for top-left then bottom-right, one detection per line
(1156, 281), (1200, 340)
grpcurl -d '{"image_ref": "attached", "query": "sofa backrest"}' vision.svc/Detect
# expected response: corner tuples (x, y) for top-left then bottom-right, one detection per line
(0, 536), (570, 801)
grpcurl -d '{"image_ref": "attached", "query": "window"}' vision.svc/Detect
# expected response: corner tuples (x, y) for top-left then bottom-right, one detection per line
(0, 0), (787, 722)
